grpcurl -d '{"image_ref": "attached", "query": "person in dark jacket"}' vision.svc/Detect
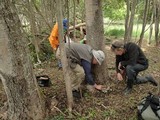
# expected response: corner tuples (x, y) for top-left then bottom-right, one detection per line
(111, 40), (157, 95)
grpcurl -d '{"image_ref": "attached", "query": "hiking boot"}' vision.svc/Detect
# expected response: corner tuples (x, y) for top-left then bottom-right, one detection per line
(145, 75), (158, 86)
(72, 90), (81, 99)
(123, 86), (132, 95)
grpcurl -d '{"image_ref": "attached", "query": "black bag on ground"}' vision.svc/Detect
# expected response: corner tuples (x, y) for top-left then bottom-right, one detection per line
(36, 75), (51, 87)
(137, 93), (160, 120)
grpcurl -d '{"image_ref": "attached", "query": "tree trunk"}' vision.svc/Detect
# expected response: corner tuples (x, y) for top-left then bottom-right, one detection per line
(73, 0), (76, 41)
(124, 0), (130, 43)
(56, 0), (73, 111)
(41, 0), (56, 27)
(0, 1), (45, 120)
(138, 0), (149, 47)
(124, 0), (137, 43)
(85, 0), (109, 84)
(33, 0), (52, 29)
(148, 1), (154, 45)
(27, 0), (41, 63)
(128, 0), (137, 41)
(154, 0), (160, 46)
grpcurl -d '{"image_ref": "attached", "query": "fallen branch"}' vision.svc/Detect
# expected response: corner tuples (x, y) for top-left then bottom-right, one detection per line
(53, 106), (66, 116)
(69, 23), (86, 31)
(101, 104), (107, 109)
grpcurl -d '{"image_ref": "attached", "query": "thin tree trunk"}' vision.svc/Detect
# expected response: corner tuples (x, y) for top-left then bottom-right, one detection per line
(32, 0), (52, 29)
(128, 0), (137, 42)
(0, 1), (45, 120)
(56, 0), (73, 112)
(66, 0), (70, 34)
(124, 0), (130, 43)
(148, 20), (153, 45)
(124, 0), (137, 43)
(148, 1), (154, 45)
(73, 0), (76, 41)
(42, 0), (54, 26)
(154, 0), (160, 46)
(138, 0), (149, 47)
(27, 0), (41, 63)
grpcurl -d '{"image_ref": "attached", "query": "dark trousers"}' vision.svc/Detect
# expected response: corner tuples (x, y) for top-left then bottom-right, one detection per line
(125, 63), (148, 88)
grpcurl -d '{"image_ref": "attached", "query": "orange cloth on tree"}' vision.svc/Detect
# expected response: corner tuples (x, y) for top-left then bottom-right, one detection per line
(48, 22), (59, 50)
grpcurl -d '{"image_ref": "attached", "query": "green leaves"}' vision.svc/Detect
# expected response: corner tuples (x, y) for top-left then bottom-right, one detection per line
(103, 0), (125, 20)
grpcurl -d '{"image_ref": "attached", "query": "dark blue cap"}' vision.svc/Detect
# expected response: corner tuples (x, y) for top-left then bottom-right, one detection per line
(63, 19), (68, 30)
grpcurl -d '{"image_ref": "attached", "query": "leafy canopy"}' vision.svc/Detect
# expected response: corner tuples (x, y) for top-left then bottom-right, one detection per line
(103, 0), (125, 20)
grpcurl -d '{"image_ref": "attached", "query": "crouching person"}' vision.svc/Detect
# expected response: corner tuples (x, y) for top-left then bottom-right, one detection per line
(111, 40), (158, 95)
(64, 42), (105, 97)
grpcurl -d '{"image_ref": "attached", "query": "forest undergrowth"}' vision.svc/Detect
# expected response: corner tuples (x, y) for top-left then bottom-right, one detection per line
(0, 41), (160, 120)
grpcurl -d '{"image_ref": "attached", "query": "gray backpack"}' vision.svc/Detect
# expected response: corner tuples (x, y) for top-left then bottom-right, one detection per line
(137, 93), (160, 120)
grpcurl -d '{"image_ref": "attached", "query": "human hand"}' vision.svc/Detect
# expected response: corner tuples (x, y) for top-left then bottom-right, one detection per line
(118, 62), (125, 73)
(120, 69), (124, 74)
(118, 62), (122, 70)
(117, 73), (123, 81)
(94, 84), (102, 90)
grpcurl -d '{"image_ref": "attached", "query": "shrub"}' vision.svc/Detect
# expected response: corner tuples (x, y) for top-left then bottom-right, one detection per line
(105, 29), (124, 37)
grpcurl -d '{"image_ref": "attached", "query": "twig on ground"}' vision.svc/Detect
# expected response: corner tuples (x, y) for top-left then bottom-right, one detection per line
(53, 106), (66, 116)
(101, 104), (107, 109)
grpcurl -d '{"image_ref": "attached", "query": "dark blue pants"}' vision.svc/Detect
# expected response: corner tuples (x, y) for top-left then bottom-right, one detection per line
(125, 63), (148, 88)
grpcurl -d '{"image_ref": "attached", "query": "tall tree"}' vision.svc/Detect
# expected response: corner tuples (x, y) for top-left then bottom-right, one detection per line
(26, 0), (41, 63)
(0, 1), (45, 120)
(41, 0), (56, 27)
(85, 0), (109, 83)
(56, 0), (73, 111)
(138, 0), (149, 47)
(154, 0), (160, 46)
(124, 0), (137, 43)
(148, 0), (154, 45)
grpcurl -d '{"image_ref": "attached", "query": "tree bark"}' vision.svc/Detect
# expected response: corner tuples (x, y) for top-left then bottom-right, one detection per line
(85, 0), (109, 84)
(0, 1), (45, 120)
(124, 0), (130, 43)
(154, 0), (160, 46)
(41, 0), (56, 27)
(72, 0), (76, 41)
(124, 0), (137, 43)
(27, 0), (41, 63)
(138, 0), (149, 47)
(148, 1), (154, 45)
(32, 0), (52, 29)
(56, 0), (73, 111)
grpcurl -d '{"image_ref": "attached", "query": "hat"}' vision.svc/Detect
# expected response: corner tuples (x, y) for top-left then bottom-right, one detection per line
(63, 19), (68, 30)
(111, 40), (124, 51)
(92, 50), (105, 65)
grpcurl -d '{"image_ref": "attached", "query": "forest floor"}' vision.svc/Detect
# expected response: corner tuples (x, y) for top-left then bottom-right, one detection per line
(0, 40), (160, 120)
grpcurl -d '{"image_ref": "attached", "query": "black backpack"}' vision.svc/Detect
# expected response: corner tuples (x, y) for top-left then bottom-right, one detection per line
(137, 93), (160, 120)
(36, 75), (51, 87)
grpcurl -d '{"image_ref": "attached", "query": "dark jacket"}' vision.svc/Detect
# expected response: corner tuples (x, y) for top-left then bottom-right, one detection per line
(116, 42), (148, 73)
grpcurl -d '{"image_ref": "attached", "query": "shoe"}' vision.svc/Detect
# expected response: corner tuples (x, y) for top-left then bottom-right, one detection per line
(146, 75), (158, 86)
(123, 87), (132, 95)
(72, 90), (81, 99)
